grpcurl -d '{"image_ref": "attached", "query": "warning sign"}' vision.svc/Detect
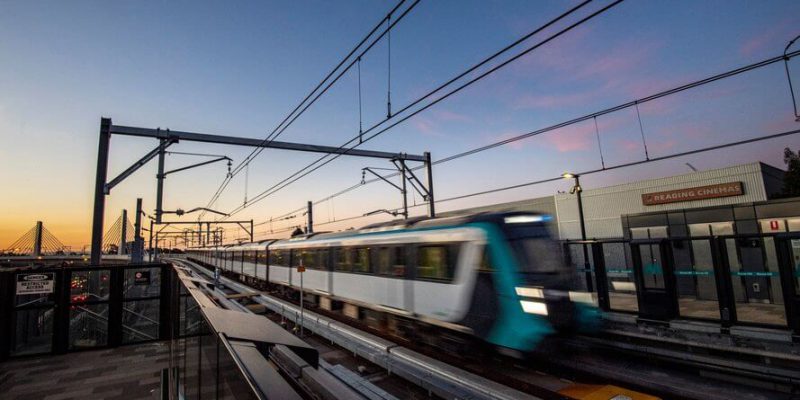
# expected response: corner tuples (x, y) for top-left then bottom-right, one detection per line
(134, 270), (151, 285)
(16, 273), (55, 295)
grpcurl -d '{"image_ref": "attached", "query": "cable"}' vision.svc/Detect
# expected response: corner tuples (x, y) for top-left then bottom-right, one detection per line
(225, 0), (614, 217)
(265, 48), (800, 221)
(199, 0), (418, 218)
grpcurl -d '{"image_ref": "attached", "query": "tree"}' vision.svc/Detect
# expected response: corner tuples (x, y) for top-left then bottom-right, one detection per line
(783, 147), (800, 197)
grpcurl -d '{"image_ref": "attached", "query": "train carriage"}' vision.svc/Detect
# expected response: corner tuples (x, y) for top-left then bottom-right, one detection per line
(187, 211), (600, 353)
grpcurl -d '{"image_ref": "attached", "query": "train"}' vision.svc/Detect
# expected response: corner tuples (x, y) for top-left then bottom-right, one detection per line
(186, 211), (600, 354)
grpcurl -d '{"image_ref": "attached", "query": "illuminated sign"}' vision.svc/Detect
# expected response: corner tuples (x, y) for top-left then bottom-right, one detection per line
(642, 182), (743, 206)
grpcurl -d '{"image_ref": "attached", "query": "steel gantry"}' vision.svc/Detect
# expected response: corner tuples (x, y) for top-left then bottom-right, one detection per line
(91, 117), (433, 264)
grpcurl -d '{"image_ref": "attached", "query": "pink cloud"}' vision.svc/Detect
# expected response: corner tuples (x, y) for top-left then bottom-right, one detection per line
(433, 109), (472, 122)
(513, 91), (596, 110)
(543, 123), (596, 152)
(740, 20), (794, 57)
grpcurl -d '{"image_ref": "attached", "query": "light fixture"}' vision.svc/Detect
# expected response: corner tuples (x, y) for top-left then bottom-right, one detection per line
(520, 300), (548, 316)
(562, 172), (575, 179)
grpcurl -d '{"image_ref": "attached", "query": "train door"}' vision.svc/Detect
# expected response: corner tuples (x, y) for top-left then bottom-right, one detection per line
(630, 226), (678, 322)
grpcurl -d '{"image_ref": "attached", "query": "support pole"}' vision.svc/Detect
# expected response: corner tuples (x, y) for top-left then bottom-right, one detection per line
(155, 138), (167, 223)
(33, 221), (43, 257)
(424, 152), (435, 218)
(149, 219), (154, 262)
(119, 209), (127, 255)
(306, 201), (314, 233)
(401, 164), (408, 219)
(133, 199), (143, 263)
(575, 175), (594, 292)
(206, 223), (211, 247)
(250, 220), (254, 242)
(90, 118), (112, 265)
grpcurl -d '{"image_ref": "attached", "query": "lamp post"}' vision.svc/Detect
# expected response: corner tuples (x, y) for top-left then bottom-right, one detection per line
(563, 173), (593, 292)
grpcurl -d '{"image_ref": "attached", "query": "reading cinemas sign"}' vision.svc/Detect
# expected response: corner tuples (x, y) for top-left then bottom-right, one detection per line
(642, 181), (744, 206)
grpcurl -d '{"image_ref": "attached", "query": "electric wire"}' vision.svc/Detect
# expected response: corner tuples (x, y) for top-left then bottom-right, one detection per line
(224, 0), (616, 218)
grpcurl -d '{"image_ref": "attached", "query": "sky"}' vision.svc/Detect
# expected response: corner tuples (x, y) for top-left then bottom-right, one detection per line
(1, 0), (799, 249)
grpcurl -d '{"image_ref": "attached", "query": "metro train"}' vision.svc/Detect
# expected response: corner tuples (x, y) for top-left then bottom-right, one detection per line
(186, 212), (600, 354)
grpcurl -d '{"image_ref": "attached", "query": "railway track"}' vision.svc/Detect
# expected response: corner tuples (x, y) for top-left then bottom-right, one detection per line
(177, 257), (797, 400)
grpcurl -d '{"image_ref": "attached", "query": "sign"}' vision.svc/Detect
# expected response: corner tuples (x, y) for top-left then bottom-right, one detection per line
(642, 182), (743, 206)
(297, 265), (306, 273)
(16, 273), (55, 295)
(134, 270), (151, 285)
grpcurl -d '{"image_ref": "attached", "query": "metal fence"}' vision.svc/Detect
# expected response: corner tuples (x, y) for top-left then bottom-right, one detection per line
(564, 233), (800, 337)
(0, 263), (172, 360)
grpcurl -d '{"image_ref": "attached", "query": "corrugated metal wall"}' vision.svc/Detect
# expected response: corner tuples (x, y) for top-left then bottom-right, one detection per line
(555, 162), (771, 239)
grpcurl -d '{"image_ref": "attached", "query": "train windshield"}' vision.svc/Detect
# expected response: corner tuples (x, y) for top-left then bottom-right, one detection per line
(503, 222), (563, 274)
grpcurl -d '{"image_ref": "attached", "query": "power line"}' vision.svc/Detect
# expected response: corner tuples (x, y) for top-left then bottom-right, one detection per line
(297, 127), (800, 231)
(225, 0), (619, 218)
(199, 0), (419, 218)
(266, 47), (800, 221)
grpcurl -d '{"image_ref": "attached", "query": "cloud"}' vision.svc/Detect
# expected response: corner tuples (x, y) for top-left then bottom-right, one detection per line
(543, 123), (596, 152)
(740, 20), (794, 57)
(433, 109), (472, 122)
(512, 91), (596, 110)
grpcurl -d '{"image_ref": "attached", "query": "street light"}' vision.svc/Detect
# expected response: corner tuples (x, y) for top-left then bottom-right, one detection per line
(562, 172), (593, 292)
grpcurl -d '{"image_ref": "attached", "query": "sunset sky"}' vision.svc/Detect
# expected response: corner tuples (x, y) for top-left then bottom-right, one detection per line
(1, 0), (799, 249)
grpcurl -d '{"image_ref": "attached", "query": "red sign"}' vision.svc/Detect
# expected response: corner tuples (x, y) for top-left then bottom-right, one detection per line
(642, 182), (743, 206)
(297, 266), (306, 273)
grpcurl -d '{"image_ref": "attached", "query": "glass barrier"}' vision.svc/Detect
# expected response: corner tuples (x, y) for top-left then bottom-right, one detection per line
(675, 239), (720, 320)
(601, 242), (637, 312)
(725, 238), (786, 327)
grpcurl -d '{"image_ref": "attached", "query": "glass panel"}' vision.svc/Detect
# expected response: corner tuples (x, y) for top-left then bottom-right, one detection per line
(353, 248), (370, 273)
(417, 245), (456, 281)
(183, 335), (201, 399)
(335, 248), (353, 272)
(11, 307), (54, 356)
(675, 239), (719, 320)
(218, 341), (259, 399)
(567, 243), (595, 292)
(639, 244), (664, 290)
(124, 267), (161, 299)
(726, 238), (786, 326)
(69, 303), (109, 349)
(70, 270), (111, 302)
(122, 299), (160, 343)
(199, 332), (218, 398)
(602, 242), (637, 312)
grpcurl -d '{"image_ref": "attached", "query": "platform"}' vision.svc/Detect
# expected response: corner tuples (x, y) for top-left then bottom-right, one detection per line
(0, 341), (168, 400)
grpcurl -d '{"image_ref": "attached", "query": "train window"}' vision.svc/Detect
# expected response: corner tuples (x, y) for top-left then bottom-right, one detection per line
(257, 250), (267, 265)
(300, 249), (316, 269)
(269, 249), (287, 267)
(479, 247), (494, 272)
(316, 249), (329, 270)
(417, 244), (459, 282)
(353, 248), (370, 273)
(510, 238), (561, 274)
(376, 247), (405, 277)
(334, 248), (353, 272)
(244, 251), (256, 264)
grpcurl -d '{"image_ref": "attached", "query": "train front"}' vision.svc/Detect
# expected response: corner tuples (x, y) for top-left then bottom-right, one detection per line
(482, 212), (601, 354)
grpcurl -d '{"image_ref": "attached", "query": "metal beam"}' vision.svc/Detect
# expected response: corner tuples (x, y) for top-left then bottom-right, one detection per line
(90, 118), (112, 265)
(163, 156), (230, 177)
(104, 139), (174, 194)
(109, 124), (426, 162)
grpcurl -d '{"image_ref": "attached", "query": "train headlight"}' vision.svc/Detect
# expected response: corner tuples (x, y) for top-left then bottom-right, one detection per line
(520, 300), (548, 316)
(515, 287), (544, 298)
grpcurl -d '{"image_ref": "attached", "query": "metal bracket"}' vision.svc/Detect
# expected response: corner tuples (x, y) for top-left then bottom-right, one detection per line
(104, 138), (176, 194)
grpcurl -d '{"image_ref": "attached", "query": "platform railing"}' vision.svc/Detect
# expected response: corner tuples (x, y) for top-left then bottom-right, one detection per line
(564, 233), (800, 337)
(0, 263), (172, 360)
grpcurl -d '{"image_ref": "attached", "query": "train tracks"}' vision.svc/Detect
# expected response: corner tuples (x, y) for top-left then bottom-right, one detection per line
(174, 257), (797, 400)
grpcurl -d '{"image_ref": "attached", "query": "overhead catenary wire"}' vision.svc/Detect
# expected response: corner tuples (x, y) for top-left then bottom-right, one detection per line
(224, 0), (614, 218)
(271, 127), (800, 236)
(199, 0), (419, 219)
(264, 48), (800, 222)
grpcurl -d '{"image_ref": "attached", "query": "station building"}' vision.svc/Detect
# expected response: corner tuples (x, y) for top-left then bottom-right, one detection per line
(453, 162), (800, 334)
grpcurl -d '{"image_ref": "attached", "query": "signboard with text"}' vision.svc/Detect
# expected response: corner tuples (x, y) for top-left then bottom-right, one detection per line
(16, 273), (55, 295)
(134, 270), (151, 286)
(642, 182), (743, 206)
